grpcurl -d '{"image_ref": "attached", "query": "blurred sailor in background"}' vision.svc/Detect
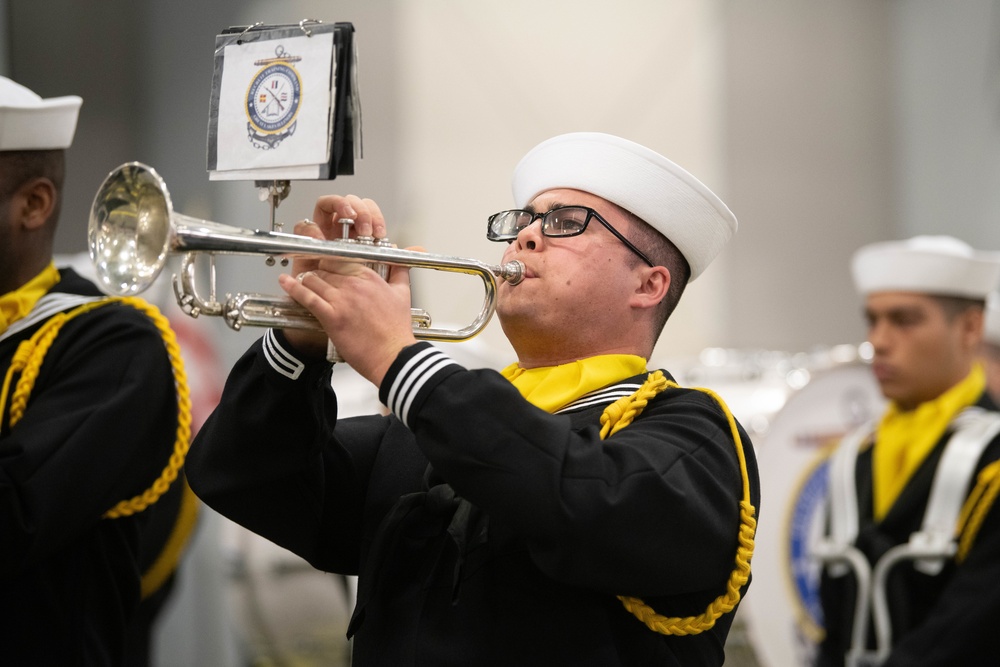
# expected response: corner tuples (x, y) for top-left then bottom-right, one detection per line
(814, 235), (1000, 666)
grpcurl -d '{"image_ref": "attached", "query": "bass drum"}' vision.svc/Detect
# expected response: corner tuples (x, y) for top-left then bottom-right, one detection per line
(738, 359), (884, 667)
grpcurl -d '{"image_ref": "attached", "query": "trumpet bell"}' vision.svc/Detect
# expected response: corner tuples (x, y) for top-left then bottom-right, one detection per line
(88, 162), (174, 296)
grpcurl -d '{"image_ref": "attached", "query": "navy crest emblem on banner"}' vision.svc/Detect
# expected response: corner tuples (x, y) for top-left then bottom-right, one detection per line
(246, 46), (302, 150)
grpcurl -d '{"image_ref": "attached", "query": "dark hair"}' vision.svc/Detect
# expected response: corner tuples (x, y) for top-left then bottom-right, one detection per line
(931, 294), (986, 320)
(618, 206), (690, 335)
(0, 149), (66, 224)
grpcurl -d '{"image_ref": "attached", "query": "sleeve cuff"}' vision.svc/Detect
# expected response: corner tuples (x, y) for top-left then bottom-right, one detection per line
(379, 342), (463, 428)
(261, 329), (313, 380)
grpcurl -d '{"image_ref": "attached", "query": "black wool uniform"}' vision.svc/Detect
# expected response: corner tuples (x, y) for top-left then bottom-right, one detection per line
(0, 268), (184, 665)
(187, 331), (761, 667)
(816, 393), (1000, 667)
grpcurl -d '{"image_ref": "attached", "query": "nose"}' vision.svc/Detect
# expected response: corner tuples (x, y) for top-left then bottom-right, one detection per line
(514, 217), (544, 252)
(868, 319), (890, 355)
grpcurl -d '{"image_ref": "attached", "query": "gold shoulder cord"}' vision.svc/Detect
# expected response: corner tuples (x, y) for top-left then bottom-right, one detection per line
(0, 296), (197, 598)
(956, 457), (1000, 563)
(598, 370), (757, 636)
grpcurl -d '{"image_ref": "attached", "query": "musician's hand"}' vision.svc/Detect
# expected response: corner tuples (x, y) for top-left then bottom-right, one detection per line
(281, 195), (390, 358)
(312, 194), (387, 243)
(279, 218), (331, 356)
(278, 251), (419, 387)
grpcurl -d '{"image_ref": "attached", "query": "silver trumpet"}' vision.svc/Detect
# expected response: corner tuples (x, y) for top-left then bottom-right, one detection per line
(87, 162), (524, 342)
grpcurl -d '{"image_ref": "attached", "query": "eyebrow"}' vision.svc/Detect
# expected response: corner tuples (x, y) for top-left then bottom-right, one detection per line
(864, 305), (926, 321)
(523, 201), (568, 215)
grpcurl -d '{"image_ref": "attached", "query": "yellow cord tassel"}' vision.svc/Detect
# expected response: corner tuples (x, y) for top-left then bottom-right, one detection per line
(599, 370), (757, 635)
(0, 297), (192, 519)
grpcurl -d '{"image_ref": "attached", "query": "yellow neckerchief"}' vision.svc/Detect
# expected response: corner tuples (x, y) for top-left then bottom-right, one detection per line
(873, 363), (986, 520)
(500, 354), (649, 413)
(0, 263), (59, 335)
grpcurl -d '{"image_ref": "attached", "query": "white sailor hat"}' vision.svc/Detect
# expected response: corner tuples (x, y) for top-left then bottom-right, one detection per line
(986, 292), (1000, 346)
(0, 76), (82, 151)
(851, 235), (1000, 299)
(510, 132), (737, 281)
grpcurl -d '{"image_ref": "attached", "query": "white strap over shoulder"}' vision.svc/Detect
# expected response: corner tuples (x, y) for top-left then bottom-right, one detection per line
(0, 293), (102, 343)
(828, 421), (876, 549)
(818, 421), (876, 578)
(910, 406), (1000, 574)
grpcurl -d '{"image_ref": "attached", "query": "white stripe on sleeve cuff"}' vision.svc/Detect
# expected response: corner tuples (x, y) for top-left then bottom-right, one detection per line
(263, 329), (306, 380)
(385, 346), (458, 428)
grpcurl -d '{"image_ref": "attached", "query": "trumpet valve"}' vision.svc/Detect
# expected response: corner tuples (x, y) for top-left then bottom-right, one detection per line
(337, 217), (355, 239)
(354, 235), (392, 280)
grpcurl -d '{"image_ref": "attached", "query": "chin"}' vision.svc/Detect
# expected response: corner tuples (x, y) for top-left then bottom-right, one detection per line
(882, 388), (921, 410)
(876, 380), (904, 404)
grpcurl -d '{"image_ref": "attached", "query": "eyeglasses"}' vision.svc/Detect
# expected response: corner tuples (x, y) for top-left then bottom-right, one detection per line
(486, 206), (654, 267)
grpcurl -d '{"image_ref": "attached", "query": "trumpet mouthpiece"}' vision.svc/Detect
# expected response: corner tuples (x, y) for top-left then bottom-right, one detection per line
(494, 260), (525, 286)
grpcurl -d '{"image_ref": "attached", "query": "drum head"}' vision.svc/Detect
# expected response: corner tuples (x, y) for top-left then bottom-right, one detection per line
(739, 361), (884, 667)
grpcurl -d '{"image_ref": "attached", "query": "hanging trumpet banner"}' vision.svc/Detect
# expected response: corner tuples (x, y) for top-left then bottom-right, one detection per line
(206, 21), (360, 181)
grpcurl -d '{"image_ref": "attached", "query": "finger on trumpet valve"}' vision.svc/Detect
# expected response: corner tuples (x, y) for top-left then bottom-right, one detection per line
(373, 237), (394, 280)
(351, 234), (393, 280)
(337, 217), (354, 239)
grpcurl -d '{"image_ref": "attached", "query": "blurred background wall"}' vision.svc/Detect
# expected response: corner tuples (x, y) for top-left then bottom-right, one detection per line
(5, 1), (1000, 665)
(6, 0), (1000, 364)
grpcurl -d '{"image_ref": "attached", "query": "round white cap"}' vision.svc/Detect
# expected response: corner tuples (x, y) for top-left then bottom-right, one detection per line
(0, 76), (82, 151)
(851, 235), (1000, 299)
(511, 132), (737, 281)
(985, 292), (1000, 346)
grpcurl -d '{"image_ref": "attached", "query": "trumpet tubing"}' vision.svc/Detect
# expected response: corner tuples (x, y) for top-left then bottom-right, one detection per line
(88, 162), (523, 341)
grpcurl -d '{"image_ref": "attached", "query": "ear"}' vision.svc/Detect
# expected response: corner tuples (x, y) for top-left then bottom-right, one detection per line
(630, 265), (671, 310)
(14, 178), (57, 231)
(959, 306), (985, 352)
